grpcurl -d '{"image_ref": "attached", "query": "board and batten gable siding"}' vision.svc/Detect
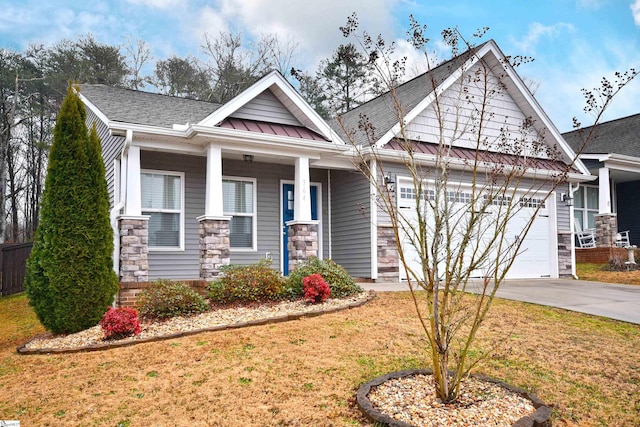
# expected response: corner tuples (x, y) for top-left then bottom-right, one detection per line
(330, 169), (371, 278)
(140, 151), (329, 279)
(86, 108), (125, 208)
(230, 89), (302, 126)
(405, 62), (546, 156)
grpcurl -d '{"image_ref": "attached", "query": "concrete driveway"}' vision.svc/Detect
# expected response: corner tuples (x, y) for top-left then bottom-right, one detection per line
(361, 279), (640, 325)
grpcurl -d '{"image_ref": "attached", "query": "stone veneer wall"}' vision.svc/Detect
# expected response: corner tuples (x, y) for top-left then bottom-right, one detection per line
(199, 219), (230, 280)
(595, 214), (617, 248)
(557, 232), (573, 277)
(377, 225), (399, 281)
(119, 217), (149, 282)
(287, 222), (318, 273)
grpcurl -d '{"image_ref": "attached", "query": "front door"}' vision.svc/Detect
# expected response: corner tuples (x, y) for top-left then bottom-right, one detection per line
(282, 183), (318, 275)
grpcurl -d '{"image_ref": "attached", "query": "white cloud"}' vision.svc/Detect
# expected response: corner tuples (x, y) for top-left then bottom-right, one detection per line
(125, 0), (184, 8)
(511, 22), (575, 54)
(192, 0), (401, 67)
(631, 0), (640, 25)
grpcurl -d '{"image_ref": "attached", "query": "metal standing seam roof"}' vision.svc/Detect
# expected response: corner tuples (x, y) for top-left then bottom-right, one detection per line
(562, 113), (640, 158)
(219, 117), (328, 141)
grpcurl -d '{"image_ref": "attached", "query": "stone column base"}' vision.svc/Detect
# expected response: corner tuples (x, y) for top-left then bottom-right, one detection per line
(287, 221), (318, 273)
(198, 217), (230, 280)
(595, 214), (617, 248)
(119, 215), (149, 282)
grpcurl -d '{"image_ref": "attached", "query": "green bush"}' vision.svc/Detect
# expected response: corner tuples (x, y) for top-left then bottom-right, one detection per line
(286, 257), (362, 299)
(207, 259), (286, 303)
(136, 280), (209, 319)
(25, 85), (118, 334)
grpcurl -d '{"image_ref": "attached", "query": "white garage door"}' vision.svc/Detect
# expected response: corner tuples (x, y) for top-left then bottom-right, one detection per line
(397, 180), (554, 281)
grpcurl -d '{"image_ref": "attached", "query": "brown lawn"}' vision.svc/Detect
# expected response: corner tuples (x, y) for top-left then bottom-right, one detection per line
(577, 262), (640, 286)
(1, 292), (639, 426)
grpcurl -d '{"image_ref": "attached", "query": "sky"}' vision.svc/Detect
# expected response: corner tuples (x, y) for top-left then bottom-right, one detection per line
(0, 0), (638, 132)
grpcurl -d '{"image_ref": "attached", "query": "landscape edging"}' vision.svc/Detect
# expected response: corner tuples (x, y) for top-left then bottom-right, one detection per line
(16, 291), (377, 355)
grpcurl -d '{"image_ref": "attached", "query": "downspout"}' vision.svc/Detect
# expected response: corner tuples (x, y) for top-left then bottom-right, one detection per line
(570, 182), (581, 279)
(110, 129), (132, 280)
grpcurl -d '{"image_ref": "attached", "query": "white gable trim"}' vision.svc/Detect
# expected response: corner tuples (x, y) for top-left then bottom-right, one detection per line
(375, 40), (590, 177)
(195, 71), (345, 144)
(77, 91), (110, 127)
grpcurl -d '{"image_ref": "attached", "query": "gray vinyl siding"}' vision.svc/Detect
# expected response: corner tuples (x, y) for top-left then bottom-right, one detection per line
(86, 108), (125, 207)
(330, 169), (371, 278)
(141, 151), (205, 280)
(556, 183), (571, 232)
(140, 151), (329, 279)
(230, 89), (301, 126)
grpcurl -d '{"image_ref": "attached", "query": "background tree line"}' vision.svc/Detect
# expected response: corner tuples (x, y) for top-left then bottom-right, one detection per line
(0, 31), (384, 243)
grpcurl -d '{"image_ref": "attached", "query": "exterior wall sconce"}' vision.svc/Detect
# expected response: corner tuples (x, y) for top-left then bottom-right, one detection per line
(561, 193), (573, 206)
(243, 154), (254, 163)
(384, 173), (395, 193)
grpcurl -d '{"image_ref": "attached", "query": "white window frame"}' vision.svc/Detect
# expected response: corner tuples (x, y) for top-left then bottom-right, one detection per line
(223, 176), (257, 252)
(574, 184), (599, 229)
(141, 169), (185, 251)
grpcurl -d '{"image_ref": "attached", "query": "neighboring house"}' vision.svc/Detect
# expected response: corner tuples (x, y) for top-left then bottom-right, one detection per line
(78, 39), (591, 291)
(563, 114), (640, 247)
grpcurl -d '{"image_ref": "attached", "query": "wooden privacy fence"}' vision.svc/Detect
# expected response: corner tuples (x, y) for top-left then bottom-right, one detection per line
(0, 242), (33, 297)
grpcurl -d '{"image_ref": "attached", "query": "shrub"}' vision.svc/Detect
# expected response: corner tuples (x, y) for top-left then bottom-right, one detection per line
(136, 280), (209, 319)
(25, 85), (118, 334)
(99, 307), (141, 340)
(208, 258), (286, 303)
(303, 274), (331, 304)
(286, 257), (362, 299)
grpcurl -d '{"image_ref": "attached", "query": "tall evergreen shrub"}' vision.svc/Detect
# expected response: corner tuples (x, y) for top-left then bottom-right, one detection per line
(25, 84), (118, 334)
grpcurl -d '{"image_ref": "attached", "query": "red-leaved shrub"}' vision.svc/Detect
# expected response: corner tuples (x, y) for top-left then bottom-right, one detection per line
(302, 274), (330, 304)
(99, 307), (141, 340)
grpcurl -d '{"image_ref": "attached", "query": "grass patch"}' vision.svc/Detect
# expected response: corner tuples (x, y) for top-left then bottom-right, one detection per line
(0, 293), (46, 347)
(577, 262), (640, 285)
(1, 292), (639, 426)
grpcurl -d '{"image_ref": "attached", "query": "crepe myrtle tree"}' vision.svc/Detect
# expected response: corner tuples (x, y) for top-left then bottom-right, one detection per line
(338, 14), (637, 403)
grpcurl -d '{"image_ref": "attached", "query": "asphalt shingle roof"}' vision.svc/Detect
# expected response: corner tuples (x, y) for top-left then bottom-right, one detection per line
(562, 113), (640, 158)
(78, 84), (222, 128)
(329, 43), (485, 146)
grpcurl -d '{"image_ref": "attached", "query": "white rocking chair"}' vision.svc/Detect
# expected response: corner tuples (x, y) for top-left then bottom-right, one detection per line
(616, 230), (631, 247)
(575, 219), (596, 248)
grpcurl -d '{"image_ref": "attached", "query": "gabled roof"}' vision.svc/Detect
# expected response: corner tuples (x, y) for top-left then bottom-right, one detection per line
(330, 40), (590, 176)
(329, 43), (478, 147)
(78, 84), (221, 128)
(79, 71), (341, 144)
(562, 113), (640, 158)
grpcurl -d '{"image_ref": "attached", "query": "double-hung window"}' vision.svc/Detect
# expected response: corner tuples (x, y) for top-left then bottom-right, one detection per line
(574, 185), (598, 229)
(223, 177), (256, 251)
(141, 170), (184, 250)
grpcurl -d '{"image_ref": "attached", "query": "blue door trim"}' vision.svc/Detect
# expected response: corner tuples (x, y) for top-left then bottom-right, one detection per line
(281, 182), (319, 275)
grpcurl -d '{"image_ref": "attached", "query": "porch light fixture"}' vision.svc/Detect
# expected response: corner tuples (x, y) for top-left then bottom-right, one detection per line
(384, 172), (395, 193)
(561, 192), (573, 206)
(243, 154), (254, 163)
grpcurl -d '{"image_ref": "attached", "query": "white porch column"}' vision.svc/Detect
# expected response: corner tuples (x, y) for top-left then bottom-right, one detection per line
(293, 156), (312, 221)
(125, 145), (142, 216)
(598, 167), (611, 214)
(204, 144), (224, 218)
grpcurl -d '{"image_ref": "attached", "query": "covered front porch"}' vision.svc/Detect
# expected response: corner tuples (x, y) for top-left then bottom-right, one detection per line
(572, 153), (640, 257)
(115, 131), (352, 284)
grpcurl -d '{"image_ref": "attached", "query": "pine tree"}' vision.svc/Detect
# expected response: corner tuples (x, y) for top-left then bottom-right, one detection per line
(25, 84), (118, 334)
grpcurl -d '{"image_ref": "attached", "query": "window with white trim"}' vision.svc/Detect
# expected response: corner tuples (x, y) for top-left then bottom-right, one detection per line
(141, 170), (184, 249)
(574, 185), (598, 229)
(223, 178), (256, 250)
